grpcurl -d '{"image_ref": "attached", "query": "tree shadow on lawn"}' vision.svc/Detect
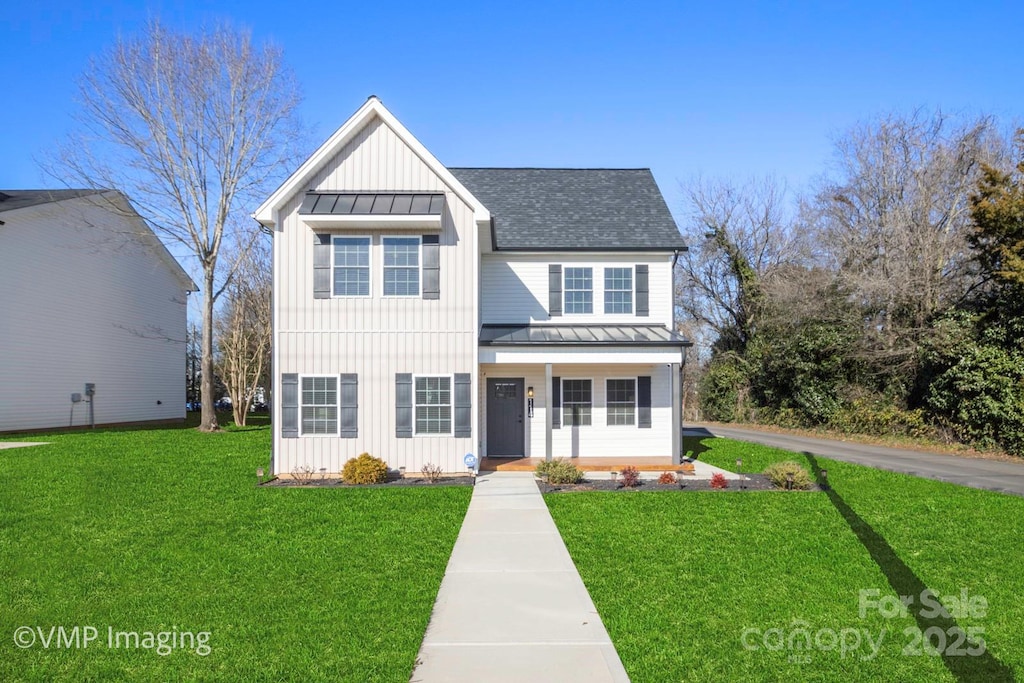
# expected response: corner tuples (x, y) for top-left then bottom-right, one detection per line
(805, 453), (1014, 682)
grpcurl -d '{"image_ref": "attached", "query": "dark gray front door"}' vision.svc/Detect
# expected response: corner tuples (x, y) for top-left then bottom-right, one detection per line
(487, 378), (525, 457)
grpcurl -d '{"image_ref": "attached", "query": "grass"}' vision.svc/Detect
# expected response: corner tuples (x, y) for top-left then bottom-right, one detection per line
(0, 416), (471, 682)
(546, 437), (1024, 682)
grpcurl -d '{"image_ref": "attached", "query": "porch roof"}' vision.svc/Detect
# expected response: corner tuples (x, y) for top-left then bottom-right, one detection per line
(479, 324), (691, 347)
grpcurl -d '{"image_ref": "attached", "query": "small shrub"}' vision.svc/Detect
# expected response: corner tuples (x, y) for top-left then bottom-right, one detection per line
(710, 472), (729, 489)
(292, 464), (314, 483)
(620, 466), (641, 488)
(341, 453), (389, 485)
(421, 462), (442, 484)
(657, 471), (677, 484)
(763, 461), (813, 490)
(536, 458), (583, 485)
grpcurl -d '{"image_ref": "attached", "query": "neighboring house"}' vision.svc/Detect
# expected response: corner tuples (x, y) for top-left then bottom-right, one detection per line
(0, 190), (196, 432)
(254, 97), (690, 475)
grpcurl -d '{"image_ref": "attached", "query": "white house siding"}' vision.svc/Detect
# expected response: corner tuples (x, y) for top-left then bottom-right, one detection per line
(479, 363), (674, 459)
(0, 196), (189, 432)
(273, 114), (478, 475)
(480, 253), (675, 326)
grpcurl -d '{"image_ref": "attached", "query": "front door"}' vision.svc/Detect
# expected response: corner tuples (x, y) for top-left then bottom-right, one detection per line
(486, 378), (525, 457)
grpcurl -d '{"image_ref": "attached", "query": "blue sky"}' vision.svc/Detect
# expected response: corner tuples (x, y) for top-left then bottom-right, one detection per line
(3, 1), (1024, 217)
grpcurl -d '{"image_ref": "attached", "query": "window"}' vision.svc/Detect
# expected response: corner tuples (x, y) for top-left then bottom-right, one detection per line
(301, 376), (338, 435)
(604, 267), (633, 314)
(606, 379), (636, 426)
(415, 375), (451, 434)
(562, 379), (592, 426)
(564, 267), (593, 314)
(332, 237), (370, 296)
(383, 236), (420, 296)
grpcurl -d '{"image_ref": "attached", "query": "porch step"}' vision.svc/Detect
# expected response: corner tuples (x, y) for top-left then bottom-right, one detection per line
(480, 457), (683, 472)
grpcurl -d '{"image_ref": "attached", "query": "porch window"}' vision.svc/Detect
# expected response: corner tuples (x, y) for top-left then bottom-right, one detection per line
(564, 267), (593, 314)
(383, 236), (421, 296)
(606, 378), (636, 426)
(562, 379), (592, 426)
(332, 237), (370, 296)
(415, 375), (452, 435)
(301, 375), (338, 435)
(604, 267), (633, 314)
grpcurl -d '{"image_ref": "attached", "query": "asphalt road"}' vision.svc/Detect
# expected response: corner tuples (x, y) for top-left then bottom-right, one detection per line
(694, 424), (1024, 498)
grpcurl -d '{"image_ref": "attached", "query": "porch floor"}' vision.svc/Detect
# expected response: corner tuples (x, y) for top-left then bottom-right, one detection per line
(480, 456), (677, 472)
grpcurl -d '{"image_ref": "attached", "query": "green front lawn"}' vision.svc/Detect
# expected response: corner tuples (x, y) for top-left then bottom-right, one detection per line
(546, 438), (1024, 682)
(0, 420), (471, 682)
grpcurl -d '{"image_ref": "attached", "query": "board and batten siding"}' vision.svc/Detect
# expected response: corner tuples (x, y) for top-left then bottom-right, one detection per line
(480, 253), (675, 326)
(479, 363), (673, 459)
(273, 114), (478, 475)
(0, 197), (189, 432)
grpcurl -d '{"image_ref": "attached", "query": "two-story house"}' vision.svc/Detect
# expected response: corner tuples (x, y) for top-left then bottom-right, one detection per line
(254, 97), (690, 476)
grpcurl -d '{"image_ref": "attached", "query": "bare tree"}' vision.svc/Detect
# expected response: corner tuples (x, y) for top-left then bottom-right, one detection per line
(50, 21), (302, 431)
(675, 175), (804, 354)
(216, 243), (271, 426)
(807, 110), (1001, 378)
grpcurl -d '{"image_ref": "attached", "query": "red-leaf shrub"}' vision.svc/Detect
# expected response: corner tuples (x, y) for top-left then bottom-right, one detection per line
(620, 466), (641, 488)
(657, 471), (678, 484)
(710, 472), (729, 489)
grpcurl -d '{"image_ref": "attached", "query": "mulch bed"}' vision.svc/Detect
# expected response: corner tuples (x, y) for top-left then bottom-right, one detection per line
(538, 473), (822, 494)
(262, 476), (474, 488)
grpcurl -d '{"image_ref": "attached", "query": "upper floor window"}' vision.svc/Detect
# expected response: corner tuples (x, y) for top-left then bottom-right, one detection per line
(383, 236), (420, 296)
(564, 267), (593, 314)
(333, 237), (370, 296)
(604, 267), (633, 314)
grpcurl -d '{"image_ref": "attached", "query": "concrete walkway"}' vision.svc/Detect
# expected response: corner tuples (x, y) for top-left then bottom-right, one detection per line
(700, 424), (1024, 497)
(412, 472), (630, 683)
(0, 442), (48, 449)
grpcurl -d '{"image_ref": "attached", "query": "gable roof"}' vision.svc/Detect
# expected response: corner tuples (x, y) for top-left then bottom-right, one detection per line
(0, 189), (196, 292)
(0, 189), (104, 214)
(253, 97), (489, 227)
(449, 168), (686, 251)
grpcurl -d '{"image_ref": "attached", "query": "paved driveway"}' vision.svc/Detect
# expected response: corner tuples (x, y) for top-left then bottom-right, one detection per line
(694, 424), (1024, 497)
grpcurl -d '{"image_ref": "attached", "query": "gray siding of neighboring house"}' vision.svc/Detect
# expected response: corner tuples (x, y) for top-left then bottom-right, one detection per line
(0, 195), (190, 432)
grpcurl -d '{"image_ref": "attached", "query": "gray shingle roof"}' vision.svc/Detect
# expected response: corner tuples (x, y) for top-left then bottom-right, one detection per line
(0, 189), (104, 214)
(449, 168), (686, 251)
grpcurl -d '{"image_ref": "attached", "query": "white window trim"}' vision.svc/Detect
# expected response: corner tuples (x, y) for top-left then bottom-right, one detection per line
(603, 266), (635, 315)
(605, 377), (638, 427)
(561, 377), (594, 427)
(331, 235), (372, 298)
(299, 373), (340, 437)
(382, 235), (422, 298)
(563, 266), (594, 315)
(413, 373), (454, 436)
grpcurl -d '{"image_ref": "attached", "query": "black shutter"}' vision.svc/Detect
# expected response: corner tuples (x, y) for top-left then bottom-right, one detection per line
(422, 234), (440, 300)
(281, 373), (299, 438)
(638, 376), (652, 428)
(549, 265), (562, 317)
(635, 264), (649, 317)
(551, 376), (561, 429)
(396, 373), (413, 438)
(313, 233), (332, 299)
(454, 373), (471, 437)
(340, 374), (358, 438)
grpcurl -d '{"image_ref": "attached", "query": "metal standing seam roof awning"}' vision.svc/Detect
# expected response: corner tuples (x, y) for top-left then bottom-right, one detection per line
(299, 192), (445, 215)
(479, 324), (692, 347)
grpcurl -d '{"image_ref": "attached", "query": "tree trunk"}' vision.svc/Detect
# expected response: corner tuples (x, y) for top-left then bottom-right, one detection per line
(199, 267), (220, 432)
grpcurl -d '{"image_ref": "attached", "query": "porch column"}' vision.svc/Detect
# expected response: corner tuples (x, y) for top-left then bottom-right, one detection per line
(544, 362), (553, 462)
(671, 362), (681, 464)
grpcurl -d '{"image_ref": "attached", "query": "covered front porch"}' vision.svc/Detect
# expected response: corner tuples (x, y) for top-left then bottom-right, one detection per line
(478, 324), (690, 463)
